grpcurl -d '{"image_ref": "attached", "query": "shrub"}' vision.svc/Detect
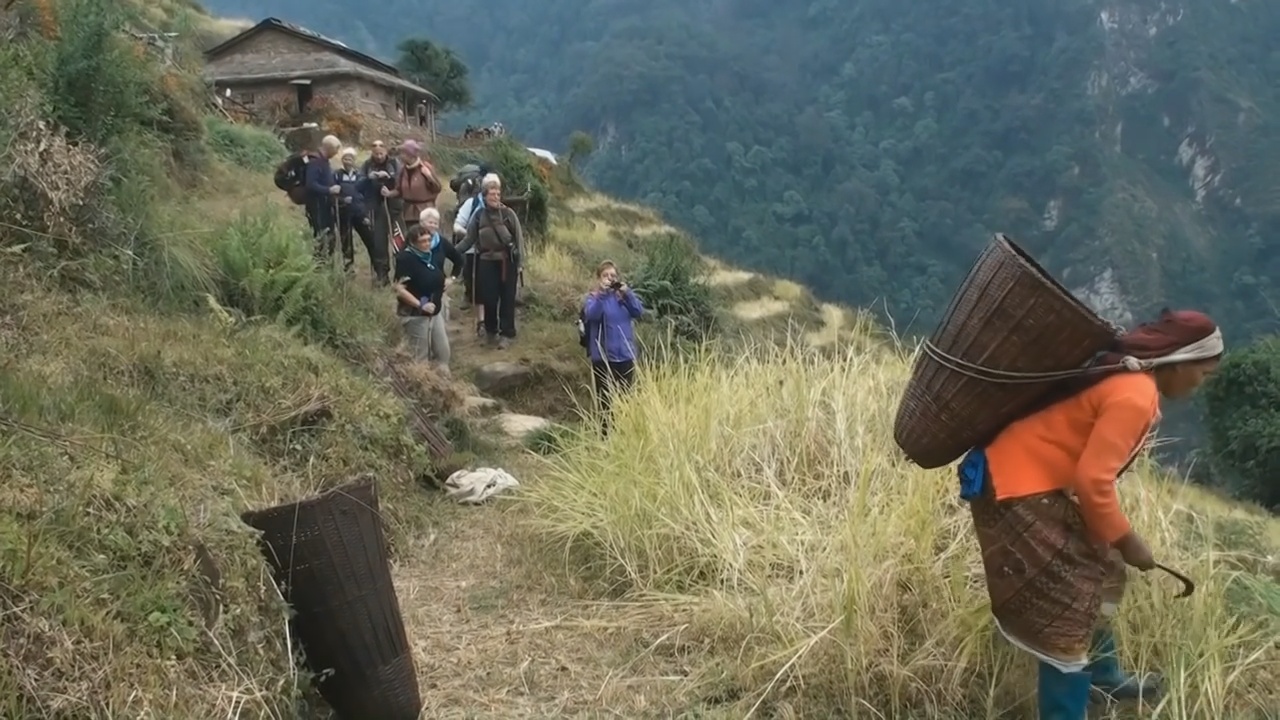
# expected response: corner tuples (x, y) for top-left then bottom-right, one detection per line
(629, 233), (716, 340)
(1204, 336), (1280, 509)
(474, 137), (551, 237)
(209, 211), (394, 352)
(0, 0), (216, 300)
(203, 116), (287, 172)
(43, 0), (164, 149)
(524, 341), (1280, 717)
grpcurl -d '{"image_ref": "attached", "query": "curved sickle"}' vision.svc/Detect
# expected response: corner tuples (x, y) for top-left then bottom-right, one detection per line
(1155, 562), (1196, 599)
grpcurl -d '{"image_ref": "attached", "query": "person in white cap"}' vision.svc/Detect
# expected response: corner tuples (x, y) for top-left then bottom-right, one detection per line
(333, 147), (383, 282)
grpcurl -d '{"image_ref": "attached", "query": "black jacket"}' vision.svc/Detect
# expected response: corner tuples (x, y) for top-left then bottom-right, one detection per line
(394, 237), (464, 316)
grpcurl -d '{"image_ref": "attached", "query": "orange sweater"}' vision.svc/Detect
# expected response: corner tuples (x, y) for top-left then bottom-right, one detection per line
(985, 372), (1159, 544)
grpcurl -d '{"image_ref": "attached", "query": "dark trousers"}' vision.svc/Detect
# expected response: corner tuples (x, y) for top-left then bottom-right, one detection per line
(306, 201), (336, 266)
(372, 198), (402, 255)
(461, 253), (477, 304)
(339, 211), (386, 282)
(592, 359), (636, 434)
(476, 256), (518, 338)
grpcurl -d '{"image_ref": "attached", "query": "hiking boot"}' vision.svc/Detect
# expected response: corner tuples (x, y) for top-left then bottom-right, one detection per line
(497, 337), (511, 350)
(1087, 628), (1164, 703)
(486, 332), (498, 347)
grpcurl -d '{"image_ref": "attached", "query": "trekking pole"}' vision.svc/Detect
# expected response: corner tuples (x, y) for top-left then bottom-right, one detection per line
(332, 197), (341, 273)
(382, 198), (390, 253)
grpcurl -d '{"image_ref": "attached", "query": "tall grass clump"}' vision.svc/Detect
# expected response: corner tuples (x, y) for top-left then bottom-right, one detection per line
(524, 339), (1280, 718)
(210, 211), (395, 352)
(630, 233), (716, 341)
(204, 116), (287, 172)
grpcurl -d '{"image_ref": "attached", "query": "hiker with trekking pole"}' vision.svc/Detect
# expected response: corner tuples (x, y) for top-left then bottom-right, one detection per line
(336, 147), (382, 279)
(456, 175), (523, 349)
(386, 140), (441, 239)
(361, 140), (400, 286)
(452, 168), (495, 337)
(302, 135), (342, 267)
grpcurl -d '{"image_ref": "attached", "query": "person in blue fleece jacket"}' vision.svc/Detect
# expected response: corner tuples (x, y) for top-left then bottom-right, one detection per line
(582, 260), (644, 434)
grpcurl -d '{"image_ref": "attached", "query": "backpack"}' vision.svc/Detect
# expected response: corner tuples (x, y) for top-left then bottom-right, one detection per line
(274, 151), (316, 205)
(449, 163), (483, 194)
(576, 308), (589, 350)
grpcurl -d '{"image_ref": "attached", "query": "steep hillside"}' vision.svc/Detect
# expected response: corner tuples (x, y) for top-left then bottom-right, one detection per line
(2, 3), (1276, 717)
(200, 0), (1280, 346)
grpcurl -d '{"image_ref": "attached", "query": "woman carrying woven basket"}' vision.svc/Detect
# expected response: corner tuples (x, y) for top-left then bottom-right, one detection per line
(958, 309), (1222, 719)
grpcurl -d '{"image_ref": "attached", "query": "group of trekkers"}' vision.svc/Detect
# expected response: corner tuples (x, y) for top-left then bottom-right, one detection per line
(292, 134), (523, 360)
(283, 134), (642, 430)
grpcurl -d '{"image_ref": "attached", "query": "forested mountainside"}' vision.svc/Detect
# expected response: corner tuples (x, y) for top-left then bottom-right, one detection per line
(204, 0), (1280, 342)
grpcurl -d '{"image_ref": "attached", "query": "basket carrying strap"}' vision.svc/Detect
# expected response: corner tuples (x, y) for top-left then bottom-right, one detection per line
(919, 326), (1223, 384)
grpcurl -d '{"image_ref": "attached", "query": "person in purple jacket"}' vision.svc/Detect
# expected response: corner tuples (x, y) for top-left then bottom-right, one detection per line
(583, 260), (644, 433)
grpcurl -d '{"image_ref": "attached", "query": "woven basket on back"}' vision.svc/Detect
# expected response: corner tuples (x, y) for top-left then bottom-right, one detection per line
(893, 233), (1118, 469)
(242, 479), (421, 720)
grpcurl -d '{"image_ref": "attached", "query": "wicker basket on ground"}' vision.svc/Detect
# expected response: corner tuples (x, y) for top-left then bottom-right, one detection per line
(242, 479), (421, 720)
(893, 233), (1119, 469)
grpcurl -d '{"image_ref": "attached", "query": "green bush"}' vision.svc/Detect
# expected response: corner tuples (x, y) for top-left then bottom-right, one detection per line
(630, 233), (716, 341)
(0, 0), (215, 301)
(475, 137), (551, 237)
(204, 117), (286, 172)
(209, 211), (394, 352)
(1203, 336), (1280, 510)
(44, 0), (165, 149)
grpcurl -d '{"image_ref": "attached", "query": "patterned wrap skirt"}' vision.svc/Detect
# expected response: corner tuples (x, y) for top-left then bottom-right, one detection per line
(969, 479), (1121, 672)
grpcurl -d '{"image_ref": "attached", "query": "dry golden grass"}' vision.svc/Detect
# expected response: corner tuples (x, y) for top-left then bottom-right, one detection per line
(708, 267), (756, 286)
(522, 339), (1280, 718)
(806, 302), (848, 347)
(730, 296), (792, 320)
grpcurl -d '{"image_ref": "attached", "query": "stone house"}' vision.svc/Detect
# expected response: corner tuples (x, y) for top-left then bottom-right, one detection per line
(204, 17), (438, 137)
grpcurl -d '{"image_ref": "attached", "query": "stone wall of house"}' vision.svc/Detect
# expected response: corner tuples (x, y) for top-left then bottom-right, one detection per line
(208, 26), (437, 135)
(218, 81), (295, 119)
(317, 77), (401, 120)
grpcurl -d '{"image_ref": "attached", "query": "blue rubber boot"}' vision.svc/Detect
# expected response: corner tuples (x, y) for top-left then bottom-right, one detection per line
(1037, 662), (1091, 720)
(1086, 627), (1163, 702)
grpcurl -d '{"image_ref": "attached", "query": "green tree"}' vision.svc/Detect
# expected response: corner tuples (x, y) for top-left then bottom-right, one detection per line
(1203, 337), (1280, 509)
(566, 130), (595, 168)
(394, 38), (472, 112)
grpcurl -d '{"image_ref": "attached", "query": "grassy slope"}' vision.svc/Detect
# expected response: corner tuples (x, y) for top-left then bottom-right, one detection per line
(4, 137), (1277, 719)
(1, 4), (1275, 718)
